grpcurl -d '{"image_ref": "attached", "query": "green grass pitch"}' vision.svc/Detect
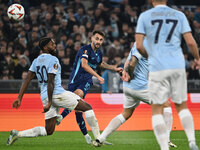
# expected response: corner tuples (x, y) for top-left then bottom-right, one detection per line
(0, 131), (199, 150)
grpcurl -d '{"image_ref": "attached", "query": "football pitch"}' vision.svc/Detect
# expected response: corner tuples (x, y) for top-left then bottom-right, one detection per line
(0, 131), (199, 150)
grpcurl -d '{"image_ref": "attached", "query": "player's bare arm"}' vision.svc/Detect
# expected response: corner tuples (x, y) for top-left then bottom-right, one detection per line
(121, 58), (131, 82)
(124, 56), (138, 81)
(135, 34), (148, 58)
(99, 61), (123, 73)
(81, 58), (104, 84)
(44, 73), (55, 113)
(183, 32), (200, 69)
(13, 71), (35, 109)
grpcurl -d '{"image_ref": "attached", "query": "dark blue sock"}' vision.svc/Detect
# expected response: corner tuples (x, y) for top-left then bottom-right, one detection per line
(75, 112), (88, 135)
(61, 109), (72, 118)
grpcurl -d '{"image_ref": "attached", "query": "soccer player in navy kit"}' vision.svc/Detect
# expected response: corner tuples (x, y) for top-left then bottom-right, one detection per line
(56, 30), (123, 144)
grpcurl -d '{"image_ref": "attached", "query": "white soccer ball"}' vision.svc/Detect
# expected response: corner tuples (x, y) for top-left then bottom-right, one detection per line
(7, 4), (25, 21)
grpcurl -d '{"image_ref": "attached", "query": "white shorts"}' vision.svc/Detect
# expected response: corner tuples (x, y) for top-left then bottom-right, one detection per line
(42, 91), (80, 120)
(123, 87), (150, 109)
(148, 69), (187, 105)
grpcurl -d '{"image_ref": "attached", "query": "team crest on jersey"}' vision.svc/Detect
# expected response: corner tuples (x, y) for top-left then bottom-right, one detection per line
(54, 64), (58, 70)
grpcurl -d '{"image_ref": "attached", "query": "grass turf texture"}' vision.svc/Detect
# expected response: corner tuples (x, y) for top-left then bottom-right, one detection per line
(0, 131), (199, 150)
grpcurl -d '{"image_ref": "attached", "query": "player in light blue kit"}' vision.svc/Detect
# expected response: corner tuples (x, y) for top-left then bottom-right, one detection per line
(136, 0), (200, 150)
(7, 37), (101, 145)
(93, 42), (176, 147)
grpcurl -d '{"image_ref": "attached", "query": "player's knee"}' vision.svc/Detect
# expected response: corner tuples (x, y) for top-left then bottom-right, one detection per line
(85, 103), (92, 110)
(174, 102), (187, 112)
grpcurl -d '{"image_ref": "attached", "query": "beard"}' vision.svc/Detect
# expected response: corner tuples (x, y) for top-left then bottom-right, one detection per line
(93, 43), (100, 49)
(49, 49), (57, 56)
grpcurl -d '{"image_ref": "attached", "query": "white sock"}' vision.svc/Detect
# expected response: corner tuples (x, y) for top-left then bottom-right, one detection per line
(99, 114), (126, 143)
(18, 127), (47, 137)
(84, 110), (100, 139)
(178, 109), (196, 143)
(152, 114), (169, 150)
(163, 107), (172, 142)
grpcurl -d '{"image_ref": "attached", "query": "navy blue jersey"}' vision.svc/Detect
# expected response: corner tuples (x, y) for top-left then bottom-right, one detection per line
(69, 44), (102, 84)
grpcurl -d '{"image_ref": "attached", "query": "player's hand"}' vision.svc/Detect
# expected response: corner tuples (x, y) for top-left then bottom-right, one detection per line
(98, 76), (104, 84)
(114, 67), (123, 73)
(43, 102), (52, 113)
(121, 70), (130, 82)
(12, 98), (21, 109)
(194, 59), (200, 69)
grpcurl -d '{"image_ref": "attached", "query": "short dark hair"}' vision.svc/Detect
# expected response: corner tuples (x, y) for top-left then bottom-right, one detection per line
(39, 37), (51, 50)
(92, 30), (105, 38)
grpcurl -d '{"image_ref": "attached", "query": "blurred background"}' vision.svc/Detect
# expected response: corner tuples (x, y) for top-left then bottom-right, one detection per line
(0, 0), (200, 93)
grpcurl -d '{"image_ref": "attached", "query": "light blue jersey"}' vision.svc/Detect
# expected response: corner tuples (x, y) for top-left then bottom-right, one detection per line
(29, 54), (65, 100)
(136, 5), (191, 72)
(123, 43), (148, 90)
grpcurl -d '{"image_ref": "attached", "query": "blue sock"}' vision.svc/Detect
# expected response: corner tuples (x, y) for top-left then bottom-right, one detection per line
(75, 112), (88, 135)
(61, 109), (72, 118)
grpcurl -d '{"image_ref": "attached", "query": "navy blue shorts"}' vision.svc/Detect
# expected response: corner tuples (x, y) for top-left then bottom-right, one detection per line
(68, 81), (93, 98)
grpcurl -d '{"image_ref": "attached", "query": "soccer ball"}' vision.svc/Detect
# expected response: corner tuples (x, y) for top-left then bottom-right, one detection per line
(7, 4), (25, 21)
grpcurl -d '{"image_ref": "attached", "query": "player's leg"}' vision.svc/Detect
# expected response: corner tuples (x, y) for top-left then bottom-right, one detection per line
(163, 101), (177, 147)
(175, 102), (198, 150)
(55, 90), (92, 144)
(7, 104), (57, 146)
(57, 84), (91, 143)
(163, 102), (173, 142)
(58, 89), (84, 124)
(75, 99), (100, 140)
(7, 126), (47, 146)
(93, 87), (146, 146)
(57, 109), (71, 123)
(171, 69), (198, 150)
(149, 71), (170, 150)
(73, 89), (90, 142)
(95, 107), (134, 145)
(56, 83), (80, 125)
(152, 104), (169, 150)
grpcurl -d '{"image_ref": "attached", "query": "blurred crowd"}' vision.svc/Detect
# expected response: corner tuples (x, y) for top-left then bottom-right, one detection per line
(0, 0), (200, 86)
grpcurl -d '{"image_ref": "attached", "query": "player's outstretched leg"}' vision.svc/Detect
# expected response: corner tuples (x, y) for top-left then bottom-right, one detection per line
(56, 109), (72, 125)
(75, 100), (100, 140)
(93, 114), (126, 147)
(93, 107), (134, 147)
(7, 127), (47, 145)
(75, 111), (92, 144)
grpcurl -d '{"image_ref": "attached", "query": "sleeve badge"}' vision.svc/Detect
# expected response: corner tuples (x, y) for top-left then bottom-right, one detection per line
(83, 50), (88, 55)
(54, 64), (58, 70)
